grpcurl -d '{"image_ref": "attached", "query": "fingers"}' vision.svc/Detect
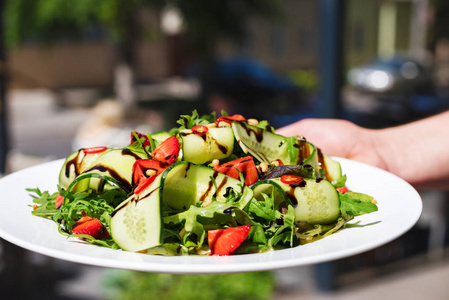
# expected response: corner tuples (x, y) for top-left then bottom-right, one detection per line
(276, 118), (360, 158)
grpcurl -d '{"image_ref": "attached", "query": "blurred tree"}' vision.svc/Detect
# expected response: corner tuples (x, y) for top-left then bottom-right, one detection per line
(433, 0), (449, 46)
(3, 0), (284, 108)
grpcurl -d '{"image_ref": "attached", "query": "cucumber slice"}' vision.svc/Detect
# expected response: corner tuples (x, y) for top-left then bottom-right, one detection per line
(319, 154), (343, 184)
(231, 121), (319, 169)
(162, 162), (253, 210)
(251, 179), (291, 208)
(151, 131), (172, 145)
(294, 140), (319, 171)
(60, 147), (147, 193)
(111, 174), (163, 251)
(59, 149), (108, 189)
(180, 127), (234, 164)
(256, 178), (340, 224)
(80, 148), (147, 192)
(289, 178), (340, 224)
(110, 161), (254, 252)
(232, 121), (290, 164)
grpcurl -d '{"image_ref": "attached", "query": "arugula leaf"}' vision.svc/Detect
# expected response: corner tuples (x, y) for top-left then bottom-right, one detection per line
(267, 205), (296, 248)
(332, 174), (347, 188)
(128, 132), (152, 157)
(163, 202), (237, 250)
(295, 216), (349, 244)
(29, 187), (123, 249)
(339, 191), (378, 217)
(164, 202), (235, 228)
(176, 110), (216, 129)
(247, 194), (278, 223)
(255, 120), (274, 133)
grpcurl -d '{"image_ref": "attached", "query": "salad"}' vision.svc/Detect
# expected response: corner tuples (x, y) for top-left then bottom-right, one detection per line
(29, 110), (378, 256)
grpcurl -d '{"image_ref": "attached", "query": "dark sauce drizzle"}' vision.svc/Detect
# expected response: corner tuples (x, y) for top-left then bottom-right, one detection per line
(83, 165), (132, 192)
(65, 150), (83, 177)
(223, 186), (233, 198)
(285, 187), (298, 207)
(199, 171), (219, 202)
(121, 148), (143, 160)
(294, 140), (311, 164)
(223, 206), (236, 215)
(241, 121), (264, 143)
(317, 148), (330, 180)
(214, 176), (228, 198)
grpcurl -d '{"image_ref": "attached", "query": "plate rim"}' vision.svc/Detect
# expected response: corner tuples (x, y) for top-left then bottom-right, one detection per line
(0, 157), (423, 274)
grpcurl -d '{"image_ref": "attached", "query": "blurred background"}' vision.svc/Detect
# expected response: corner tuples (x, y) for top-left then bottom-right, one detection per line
(1, 0), (449, 299)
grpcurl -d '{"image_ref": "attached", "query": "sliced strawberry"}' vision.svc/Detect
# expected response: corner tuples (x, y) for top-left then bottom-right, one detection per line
(130, 131), (151, 149)
(132, 159), (167, 188)
(134, 175), (157, 195)
(336, 186), (349, 194)
(82, 146), (108, 155)
(55, 194), (65, 209)
(151, 136), (180, 165)
(213, 156), (259, 186)
(208, 225), (251, 256)
(72, 216), (109, 239)
(216, 114), (247, 126)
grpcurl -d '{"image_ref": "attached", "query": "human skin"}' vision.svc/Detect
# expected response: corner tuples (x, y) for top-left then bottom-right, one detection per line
(276, 111), (449, 190)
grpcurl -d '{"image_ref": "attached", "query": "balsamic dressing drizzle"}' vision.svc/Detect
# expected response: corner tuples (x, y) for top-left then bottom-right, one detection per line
(223, 206), (236, 215)
(121, 148), (142, 160)
(199, 171), (219, 202)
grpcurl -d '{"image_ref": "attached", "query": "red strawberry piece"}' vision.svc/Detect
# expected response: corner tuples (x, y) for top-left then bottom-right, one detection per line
(134, 175), (157, 195)
(130, 131), (151, 149)
(216, 114), (247, 126)
(72, 216), (109, 239)
(208, 224), (251, 256)
(213, 156), (259, 186)
(82, 146), (108, 155)
(55, 194), (65, 209)
(151, 136), (180, 165)
(336, 186), (349, 194)
(132, 159), (167, 188)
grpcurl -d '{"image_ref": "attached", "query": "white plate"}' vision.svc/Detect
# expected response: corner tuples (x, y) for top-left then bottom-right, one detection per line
(0, 157), (422, 274)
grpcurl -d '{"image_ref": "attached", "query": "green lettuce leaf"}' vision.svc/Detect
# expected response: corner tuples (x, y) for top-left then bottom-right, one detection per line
(176, 110), (216, 129)
(339, 191), (378, 217)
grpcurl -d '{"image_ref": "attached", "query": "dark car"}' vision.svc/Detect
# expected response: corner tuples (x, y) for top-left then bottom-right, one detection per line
(347, 55), (433, 95)
(345, 55), (441, 124)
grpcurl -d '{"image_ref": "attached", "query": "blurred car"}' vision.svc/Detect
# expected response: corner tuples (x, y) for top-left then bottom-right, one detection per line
(348, 55), (433, 95)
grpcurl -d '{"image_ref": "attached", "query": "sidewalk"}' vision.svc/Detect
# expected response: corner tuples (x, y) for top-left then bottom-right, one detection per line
(6, 89), (90, 172)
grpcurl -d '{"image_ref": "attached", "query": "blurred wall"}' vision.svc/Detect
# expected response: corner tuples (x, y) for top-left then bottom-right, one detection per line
(247, 0), (318, 72)
(8, 40), (169, 90)
(345, 0), (414, 70)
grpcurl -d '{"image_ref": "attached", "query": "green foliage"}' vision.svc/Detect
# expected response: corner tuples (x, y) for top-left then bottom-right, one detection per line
(288, 70), (319, 94)
(103, 270), (275, 300)
(3, 0), (163, 47)
(171, 0), (284, 55)
(3, 0), (284, 57)
(5, 0), (101, 46)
